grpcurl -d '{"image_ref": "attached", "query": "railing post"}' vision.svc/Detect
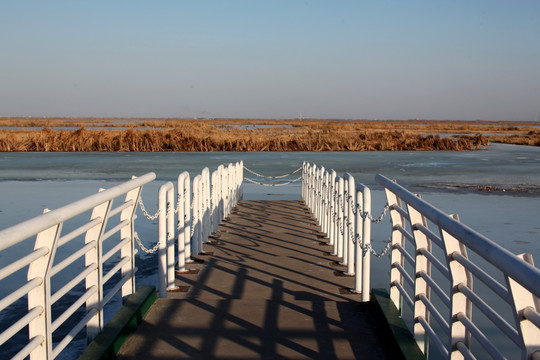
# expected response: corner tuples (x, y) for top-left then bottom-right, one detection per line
(199, 168), (209, 244)
(321, 169), (328, 234)
(28, 209), (60, 360)
(328, 170), (337, 247)
(301, 161), (306, 201)
(331, 176), (339, 256)
(192, 175), (202, 256)
(158, 182), (177, 297)
(341, 176), (349, 266)
(314, 166), (321, 224)
(441, 213), (472, 359)
(120, 183), (142, 299)
(239, 160), (244, 201)
(344, 173), (356, 275)
(308, 164), (314, 212)
(385, 187), (406, 310)
(354, 184), (371, 302)
(318, 166), (325, 227)
(176, 172), (190, 271)
(407, 201), (430, 354)
(337, 176), (344, 260)
(211, 170), (218, 234)
(217, 164), (224, 223)
(83, 194), (112, 341)
(507, 253), (540, 360)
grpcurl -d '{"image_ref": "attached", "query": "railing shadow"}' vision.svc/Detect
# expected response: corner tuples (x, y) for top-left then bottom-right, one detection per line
(118, 200), (402, 359)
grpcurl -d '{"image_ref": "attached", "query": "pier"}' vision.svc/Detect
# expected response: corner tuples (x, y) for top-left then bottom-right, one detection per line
(116, 200), (410, 359)
(0, 161), (539, 359)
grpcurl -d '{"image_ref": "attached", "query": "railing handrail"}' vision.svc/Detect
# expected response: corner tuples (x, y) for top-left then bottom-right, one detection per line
(0, 172), (156, 359)
(0, 172), (156, 251)
(376, 173), (540, 359)
(375, 173), (540, 299)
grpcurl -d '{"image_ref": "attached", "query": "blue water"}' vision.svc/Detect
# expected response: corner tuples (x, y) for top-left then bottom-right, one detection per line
(0, 144), (539, 359)
(1, 143), (538, 188)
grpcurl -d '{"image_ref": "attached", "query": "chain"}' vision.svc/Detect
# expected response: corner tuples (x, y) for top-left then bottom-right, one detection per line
(138, 198), (160, 220)
(348, 221), (355, 243)
(363, 239), (392, 258)
(349, 193), (356, 215)
(356, 203), (390, 223)
(244, 176), (302, 187)
(134, 231), (161, 254)
(243, 166), (302, 179)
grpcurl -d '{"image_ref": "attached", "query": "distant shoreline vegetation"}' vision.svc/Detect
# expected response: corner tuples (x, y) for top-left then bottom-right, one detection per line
(0, 118), (538, 152)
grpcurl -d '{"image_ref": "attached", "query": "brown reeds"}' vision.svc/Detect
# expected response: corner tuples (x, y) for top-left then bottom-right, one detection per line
(0, 121), (494, 152)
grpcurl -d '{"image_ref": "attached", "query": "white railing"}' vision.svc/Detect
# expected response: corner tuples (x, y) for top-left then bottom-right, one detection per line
(0, 172), (156, 360)
(376, 174), (540, 359)
(0, 159), (245, 358)
(156, 161), (243, 297)
(302, 162), (372, 302)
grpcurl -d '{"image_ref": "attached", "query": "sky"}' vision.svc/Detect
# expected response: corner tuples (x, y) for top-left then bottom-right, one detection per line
(1, 1), (539, 121)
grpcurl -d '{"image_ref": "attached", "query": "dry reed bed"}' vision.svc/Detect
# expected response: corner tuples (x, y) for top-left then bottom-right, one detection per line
(1, 117), (538, 132)
(1, 118), (537, 151)
(0, 126), (489, 152)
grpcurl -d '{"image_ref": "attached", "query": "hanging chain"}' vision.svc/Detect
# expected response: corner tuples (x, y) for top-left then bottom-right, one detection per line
(356, 203), (390, 223)
(134, 232), (161, 254)
(363, 239), (393, 258)
(243, 166), (302, 179)
(244, 176), (302, 187)
(365, 203), (389, 223)
(348, 221), (355, 243)
(137, 197), (160, 220)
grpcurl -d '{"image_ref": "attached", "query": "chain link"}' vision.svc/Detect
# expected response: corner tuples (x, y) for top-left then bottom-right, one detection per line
(243, 166), (302, 179)
(363, 239), (392, 258)
(244, 176), (302, 187)
(138, 197), (160, 220)
(356, 203), (390, 223)
(134, 231), (161, 254)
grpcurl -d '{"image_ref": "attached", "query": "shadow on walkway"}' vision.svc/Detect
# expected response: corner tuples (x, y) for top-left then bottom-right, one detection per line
(118, 200), (403, 359)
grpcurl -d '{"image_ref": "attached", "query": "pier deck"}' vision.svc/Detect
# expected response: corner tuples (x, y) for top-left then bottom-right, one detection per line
(117, 200), (408, 359)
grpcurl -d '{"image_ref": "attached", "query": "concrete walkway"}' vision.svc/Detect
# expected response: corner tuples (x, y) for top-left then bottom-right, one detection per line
(118, 200), (405, 359)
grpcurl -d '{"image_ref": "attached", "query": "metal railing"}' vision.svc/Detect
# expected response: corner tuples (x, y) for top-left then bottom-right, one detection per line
(0, 160), (245, 358)
(0, 172), (156, 360)
(376, 174), (540, 359)
(155, 161), (243, 297)
(5, 159), (538, 360)
(302, 162), (373, 302)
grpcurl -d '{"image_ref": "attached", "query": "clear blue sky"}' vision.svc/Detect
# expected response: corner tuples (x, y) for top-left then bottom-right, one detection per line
(1, 1), (539, 121)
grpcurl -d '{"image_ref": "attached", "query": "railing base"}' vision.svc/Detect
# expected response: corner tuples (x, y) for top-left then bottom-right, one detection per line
(78, 285), (157, 360)
(371, 288), (426, 360)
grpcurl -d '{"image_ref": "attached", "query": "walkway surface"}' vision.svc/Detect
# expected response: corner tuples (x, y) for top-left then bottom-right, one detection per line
(118, 200), (404, 359)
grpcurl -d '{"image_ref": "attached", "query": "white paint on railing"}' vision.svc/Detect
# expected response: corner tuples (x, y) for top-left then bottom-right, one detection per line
(302, 163), (372, 302)
(191, 174), (202, 258)
(355, 183), (371, 302)
(328, 169), (337, 248)
(375, 173), (540, 359)
(337, 176), (344, 260)
(0, 172), (155, 359)
(155, 161), (244, 296)
(158, 182), (178, 298)
(177, 171), (191, 270)
(343, 173), (355, 276)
